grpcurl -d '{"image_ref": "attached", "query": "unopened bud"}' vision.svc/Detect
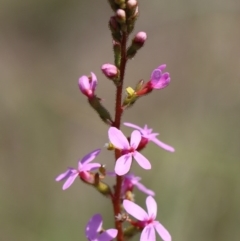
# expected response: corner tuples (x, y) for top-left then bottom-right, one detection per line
(133, 31), (147, 46)
(127, 31), (147, 59)
(101, 63), (119, 80)
(116, 9), (126, 23)
(109, 16), (122, 42)
(127, 0), (137, 9)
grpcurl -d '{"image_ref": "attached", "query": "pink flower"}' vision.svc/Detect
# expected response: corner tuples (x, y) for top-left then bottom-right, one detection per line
(150, 65), (170, 90)
(122, 173), (155, 196)
(55, 149), (101, 190)
(108, 127), (151, 176)
(78, 72), (97, 98)
(107, 172), (155, 196)
(123, 196), (171, 241)
(124, 122), (175, 152)
(85, 214), (118, 241)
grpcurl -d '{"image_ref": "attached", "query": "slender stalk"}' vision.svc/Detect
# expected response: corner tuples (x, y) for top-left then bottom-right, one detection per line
(112, 32), (128, 241)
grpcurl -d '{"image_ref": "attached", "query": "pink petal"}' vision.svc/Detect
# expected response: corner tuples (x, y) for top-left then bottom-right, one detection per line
(133, 151), (151, 170)
(151, 138), (175, 152)
(146, 196), (157, 219)
(135, 182), (155, 196)
(108, 127), (129, 150)
(98, 229), (118, 241)
(90, 72), (97, 91)
(123, 199), (148, 221)
(153, 73), (170, 89)
(114, 154), (132, 176)
(85, 214), (103, 239)
(154, 221), (171, 241)
(124, 122), (142, 131)
(79, 75), (90, 92)
(140, 225), (156, 241)
(62, 172), (79, 190)
(80, 149), (101, 165)
(55, 168), (73, 181)
(157, 64), (166, 71)
(151, 69), (162, 82)
(130, 130), (141, 149)
(81, 163), (101, 172)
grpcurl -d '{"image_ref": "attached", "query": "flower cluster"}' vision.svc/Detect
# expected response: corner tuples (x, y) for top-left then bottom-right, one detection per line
(56, 1), (174, 241)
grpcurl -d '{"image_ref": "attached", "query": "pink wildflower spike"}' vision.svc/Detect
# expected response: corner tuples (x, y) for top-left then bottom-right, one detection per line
(78, 72), (97, 98)
(124, 122), (175, 152)
(55, 149), (101, 190)
(149, 65), (170, 90)
(108, 127), (151, 176)
(85, 214), (118, 241)
(123, 196), (171, 241)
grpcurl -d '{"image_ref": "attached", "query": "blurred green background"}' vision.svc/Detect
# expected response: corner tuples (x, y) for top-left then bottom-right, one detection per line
(1, 0), (240, 240)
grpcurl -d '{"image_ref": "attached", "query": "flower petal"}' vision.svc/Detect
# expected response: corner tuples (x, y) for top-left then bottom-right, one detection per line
(79, 75), (90, 92)
(123, 199), (148, 221)
(146, 196), (157, 219)
(124, 122), (142, 131)
(140, 225), (156, 241)
(130, 130), (141, 149)
(98, 229), (118, 241)
(81, 163), (101, 172)
(90, 72), (97, 91)
(108, 127), (129, 150)
(80, 149), (101, 165)
(55, 168), (74, 182)
(114, 154), (132, 176)
(151, 69), (162, 83)
(153, 73), (170, 89)
(151, 138), (175, 152)
(135, 182), (155, 196)
(154, 221), (171, 241)
(85, 214), (102, 240)
(62, 172), (79, 190)
(133, 151), (151, 170)
(157, 64), (166, 71)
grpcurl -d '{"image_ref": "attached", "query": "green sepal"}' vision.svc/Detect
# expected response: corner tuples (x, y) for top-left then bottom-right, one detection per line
(88, 96), (113, 125)
(94, 173), (112, 196)
(107, 0), (118, 11)
(123, 225), (140, 240)
(113, 41), (121, 68)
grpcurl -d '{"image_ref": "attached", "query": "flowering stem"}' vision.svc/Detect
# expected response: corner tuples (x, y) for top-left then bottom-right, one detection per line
(112, 32), (128, 241)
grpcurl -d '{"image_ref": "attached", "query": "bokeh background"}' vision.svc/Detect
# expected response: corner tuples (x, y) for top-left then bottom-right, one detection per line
(1, 0), (240, 240)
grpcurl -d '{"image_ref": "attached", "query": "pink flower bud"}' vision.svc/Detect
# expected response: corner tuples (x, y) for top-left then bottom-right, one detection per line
(127, 0), (138, 9)
(78, 72), (97, 98)
(133, 31), (147, 45)
(101, 64), (119, 79)
(116, 9), (126, 23)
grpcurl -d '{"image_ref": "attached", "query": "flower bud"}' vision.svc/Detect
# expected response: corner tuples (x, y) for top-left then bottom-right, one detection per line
(109, 16), (122, 42)
(127, 31), (147, 59)
(133, 31), (147, 47)
(78, 72), (97, 98)
(127, 0), (137, 9)
(101, 63), (119, 80)
(116, 9), (126, 23)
